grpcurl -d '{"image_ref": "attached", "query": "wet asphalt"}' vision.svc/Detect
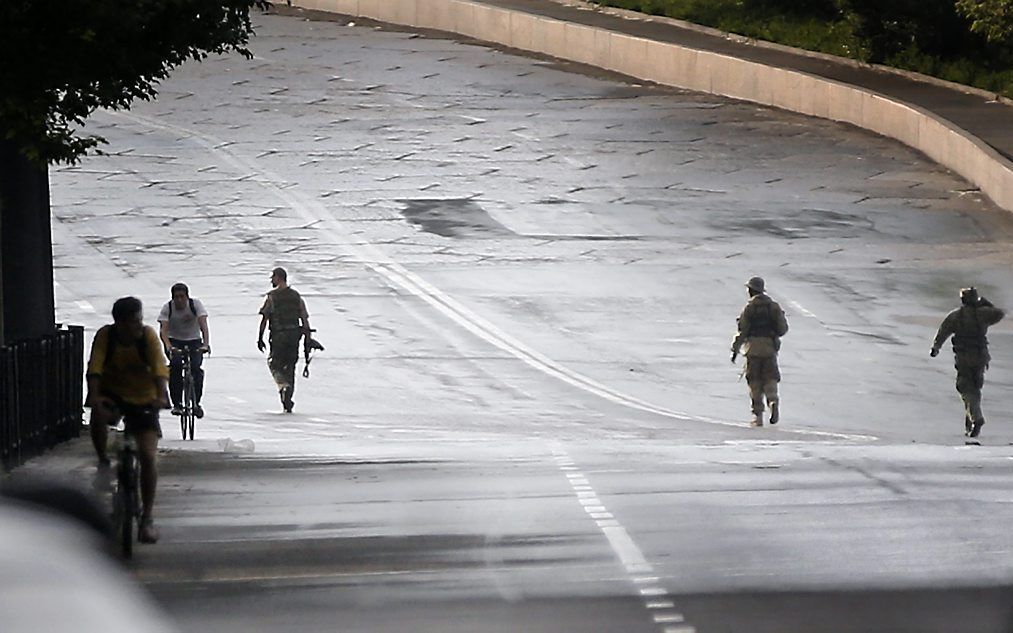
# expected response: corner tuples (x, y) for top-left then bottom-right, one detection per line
(41, 8), (1013, 633)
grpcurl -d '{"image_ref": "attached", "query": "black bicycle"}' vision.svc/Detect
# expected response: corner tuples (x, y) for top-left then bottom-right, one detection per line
(111, 428), (142, 558)
(173, 347), (206, 440)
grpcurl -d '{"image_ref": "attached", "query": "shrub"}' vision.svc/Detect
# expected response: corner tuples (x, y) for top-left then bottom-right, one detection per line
(589, 0), (1013, 97)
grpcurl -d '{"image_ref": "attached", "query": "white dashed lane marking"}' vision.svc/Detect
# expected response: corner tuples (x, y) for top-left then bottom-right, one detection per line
(551, 448), (696, 633)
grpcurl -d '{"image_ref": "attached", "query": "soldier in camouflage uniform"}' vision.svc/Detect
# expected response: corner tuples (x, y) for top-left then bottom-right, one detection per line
(258, 267), (312, 412)
(931, 287), (1005, 439)
(731, 277), (789, 427)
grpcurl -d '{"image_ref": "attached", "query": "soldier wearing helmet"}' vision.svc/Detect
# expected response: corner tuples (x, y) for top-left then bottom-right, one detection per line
(731, 276), (789, 427)
(931, 287), (1005, 439)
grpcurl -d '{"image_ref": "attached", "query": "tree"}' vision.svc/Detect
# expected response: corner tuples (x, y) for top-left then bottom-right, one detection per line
(1, 0), (270, 165)
(957, 0), (1013, 44)
(0, 0), (268, 344)
(832, 0), (973, 62)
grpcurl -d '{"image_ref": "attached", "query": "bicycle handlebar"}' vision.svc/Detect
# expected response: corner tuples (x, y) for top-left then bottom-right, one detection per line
(169, 345), (210, 355)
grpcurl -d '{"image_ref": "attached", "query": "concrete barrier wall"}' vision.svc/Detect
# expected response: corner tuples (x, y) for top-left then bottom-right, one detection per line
(293, 0), (1013, 213)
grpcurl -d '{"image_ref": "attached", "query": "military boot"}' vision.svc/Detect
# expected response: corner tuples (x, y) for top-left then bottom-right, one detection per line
(970, 418), (984, 438)
(750, 413), (763, 428)
(281, 386), (295, 413)
(769, 401), (779, 425)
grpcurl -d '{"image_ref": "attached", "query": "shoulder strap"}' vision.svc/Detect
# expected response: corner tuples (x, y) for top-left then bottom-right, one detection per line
(103, 325), (115, 368)
(168, 299), (198, 317)
(135, 334), (148, 365)
(104, 325), (117, 369)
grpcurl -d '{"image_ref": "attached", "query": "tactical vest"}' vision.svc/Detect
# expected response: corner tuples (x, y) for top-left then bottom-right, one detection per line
(269, 287), (303, 331)
(747, 303), (776, 338)
(953, 306), (987, 352)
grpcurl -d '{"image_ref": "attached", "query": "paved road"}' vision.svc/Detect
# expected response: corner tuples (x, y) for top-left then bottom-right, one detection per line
(133, 445), (1013, 633)
(45, 10), (1013, 633)
(471, 0), (1013, 161)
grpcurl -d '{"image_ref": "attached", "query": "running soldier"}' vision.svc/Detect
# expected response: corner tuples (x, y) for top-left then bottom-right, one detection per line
(731, 277), (789, 427)
(931, 287), (1005, 439)
(257, 267), (311, 412)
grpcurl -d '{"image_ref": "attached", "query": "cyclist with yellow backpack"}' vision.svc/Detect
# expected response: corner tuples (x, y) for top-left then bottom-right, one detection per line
(85, 296), (169, 544)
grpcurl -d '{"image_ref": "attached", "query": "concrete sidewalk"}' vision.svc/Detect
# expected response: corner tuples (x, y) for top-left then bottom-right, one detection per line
(4, 433), (105, 492)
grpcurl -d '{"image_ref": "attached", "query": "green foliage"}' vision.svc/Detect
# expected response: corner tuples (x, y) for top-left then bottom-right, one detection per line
(957, 0), (1013, 44)
(832, 0), (974, 62)
(589, 0), (865, 57)
(589, 0), (1013, 97)
(0, 0), (270, 165)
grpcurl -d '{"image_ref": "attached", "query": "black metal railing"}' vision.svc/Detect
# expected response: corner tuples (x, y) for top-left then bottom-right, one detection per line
(1, 325), (84, 471)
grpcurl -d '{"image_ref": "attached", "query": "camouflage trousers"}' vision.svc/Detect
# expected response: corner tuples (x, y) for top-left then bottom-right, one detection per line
(268, 329), (302, 394)
(955, 363), (986, 425)
(745, 355), (780, 416)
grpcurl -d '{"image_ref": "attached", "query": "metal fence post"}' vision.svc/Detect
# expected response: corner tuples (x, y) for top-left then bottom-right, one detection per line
(0, 325), (83, 471)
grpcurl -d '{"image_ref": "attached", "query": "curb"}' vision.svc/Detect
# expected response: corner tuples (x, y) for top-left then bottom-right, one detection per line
(559, 0), (1011, 107)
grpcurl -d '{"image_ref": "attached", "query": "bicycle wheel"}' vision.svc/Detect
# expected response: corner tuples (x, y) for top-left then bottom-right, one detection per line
(118, 448), (137, 559)
(111, 467), (126, 554)
(179, 406), (188, 440)
(180, 364), (190, 440)
(182, 374), (193, 439)
(186, 376), (196, 441)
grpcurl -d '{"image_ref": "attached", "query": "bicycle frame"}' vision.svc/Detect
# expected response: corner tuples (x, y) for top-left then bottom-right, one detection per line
(173, 347), (199, 440)
(110, 429), (142, 559)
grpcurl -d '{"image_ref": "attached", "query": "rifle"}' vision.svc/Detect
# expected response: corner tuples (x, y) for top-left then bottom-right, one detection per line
(302, 329), (325, 378)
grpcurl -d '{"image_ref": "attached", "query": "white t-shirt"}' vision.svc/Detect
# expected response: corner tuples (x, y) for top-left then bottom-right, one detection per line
(157, 298), (208, 341)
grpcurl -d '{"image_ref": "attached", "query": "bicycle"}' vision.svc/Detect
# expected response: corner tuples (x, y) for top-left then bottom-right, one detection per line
(110, 427), (142, 559)
(172, 346), (207, 440)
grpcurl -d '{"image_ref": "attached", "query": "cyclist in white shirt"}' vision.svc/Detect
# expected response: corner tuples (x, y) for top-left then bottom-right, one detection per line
(157, 283), (210, 418)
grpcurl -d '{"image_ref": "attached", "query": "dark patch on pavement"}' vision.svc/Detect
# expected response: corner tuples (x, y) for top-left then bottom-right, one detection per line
(678, 585), (1013, 633)
(715, 207), (874, 239)
(400, 198), (516, 238)
(526, 234), (643, 242)
(139, 532), (596, 583)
